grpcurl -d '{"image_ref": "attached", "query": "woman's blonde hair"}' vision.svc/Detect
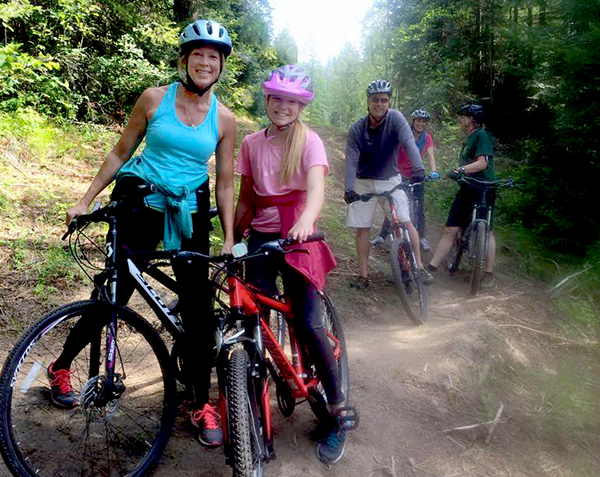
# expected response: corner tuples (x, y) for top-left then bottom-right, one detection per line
(280, 120), (308, 184)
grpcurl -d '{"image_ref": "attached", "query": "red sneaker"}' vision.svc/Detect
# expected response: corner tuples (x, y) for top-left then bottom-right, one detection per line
(190, 403), (223, 447)
(47, 362), (79, 409)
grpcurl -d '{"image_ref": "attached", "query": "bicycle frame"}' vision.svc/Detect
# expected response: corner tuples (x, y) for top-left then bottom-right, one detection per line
(219, 273), (339, 391)
(212, 269), (344, 461)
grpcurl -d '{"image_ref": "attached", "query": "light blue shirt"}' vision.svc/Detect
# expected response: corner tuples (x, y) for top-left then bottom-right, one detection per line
(117, 82), (219, 250)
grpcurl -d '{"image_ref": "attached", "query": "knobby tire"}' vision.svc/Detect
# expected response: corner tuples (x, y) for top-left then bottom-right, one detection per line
(390, 237), (427, 325)
(307, 292), (350, 424)
(470, 221), (487, 295)
(226, 348), (264, 477)
(0, 300), (177, 477)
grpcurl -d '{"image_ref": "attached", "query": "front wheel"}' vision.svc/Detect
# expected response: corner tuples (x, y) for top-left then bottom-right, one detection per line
(0, 300), (177, 477)
(390, 237), (427, 324)
(225, 348), (265, 477)
(470, 221), (488, 295)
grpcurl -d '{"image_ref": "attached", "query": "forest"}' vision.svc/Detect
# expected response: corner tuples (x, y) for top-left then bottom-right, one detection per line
(1, 0), (599, 276)
(1, 2), (600, 475)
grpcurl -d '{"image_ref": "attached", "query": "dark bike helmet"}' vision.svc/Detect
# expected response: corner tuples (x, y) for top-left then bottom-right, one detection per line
(458, 103), (485, 118)
(367, 79), (392, 97)
(411, 109), (431, 120)
(179, 19), (232, 58)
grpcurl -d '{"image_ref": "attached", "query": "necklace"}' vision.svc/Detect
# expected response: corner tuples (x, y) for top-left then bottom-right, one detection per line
(183, 98), (198, 130)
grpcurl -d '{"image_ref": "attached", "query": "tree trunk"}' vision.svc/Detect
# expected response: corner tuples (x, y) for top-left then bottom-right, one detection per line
(174, 0), (195, 24)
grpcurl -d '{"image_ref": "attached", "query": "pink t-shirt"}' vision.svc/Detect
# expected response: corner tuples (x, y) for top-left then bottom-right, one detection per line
(237, 128), (329, 233)
(398, 132), (433, 177)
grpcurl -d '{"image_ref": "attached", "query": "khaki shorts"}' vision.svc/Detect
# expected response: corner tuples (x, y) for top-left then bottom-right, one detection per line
(346, 175), (411, 228)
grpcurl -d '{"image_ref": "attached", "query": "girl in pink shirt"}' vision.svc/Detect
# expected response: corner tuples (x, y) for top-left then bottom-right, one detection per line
(234, 66), (346, 464)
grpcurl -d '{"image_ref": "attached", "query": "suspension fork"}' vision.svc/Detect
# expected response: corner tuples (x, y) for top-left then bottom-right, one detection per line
(99, 215), (121, 401)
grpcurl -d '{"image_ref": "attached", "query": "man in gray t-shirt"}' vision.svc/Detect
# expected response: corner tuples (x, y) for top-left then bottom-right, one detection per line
(344, 80), (434, 289)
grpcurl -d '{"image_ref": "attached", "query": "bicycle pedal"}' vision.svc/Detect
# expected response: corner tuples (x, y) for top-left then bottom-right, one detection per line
(338, 406), (359, 431)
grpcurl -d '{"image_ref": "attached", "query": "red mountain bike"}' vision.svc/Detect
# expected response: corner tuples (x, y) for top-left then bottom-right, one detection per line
(204, 237), (357, 476)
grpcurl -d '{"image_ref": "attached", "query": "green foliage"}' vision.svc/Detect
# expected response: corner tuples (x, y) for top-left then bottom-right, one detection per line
(0, 0), (289, 122)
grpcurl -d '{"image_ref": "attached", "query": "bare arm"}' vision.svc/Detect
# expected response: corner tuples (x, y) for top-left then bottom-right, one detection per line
(426, 146), (437, 172)
(288, 165), (326, 243)
(215, 104), (237, 252)
(460, 155), (489, 174)
(66, 87), (163, 224)
(234, 174), (254, 238)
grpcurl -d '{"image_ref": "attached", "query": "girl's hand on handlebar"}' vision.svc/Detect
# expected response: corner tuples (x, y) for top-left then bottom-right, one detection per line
(288, 217), (315, 244)
(66, 202), (89, 226)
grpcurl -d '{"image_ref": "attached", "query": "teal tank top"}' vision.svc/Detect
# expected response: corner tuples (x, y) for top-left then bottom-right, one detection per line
(117, 82), (219, 250)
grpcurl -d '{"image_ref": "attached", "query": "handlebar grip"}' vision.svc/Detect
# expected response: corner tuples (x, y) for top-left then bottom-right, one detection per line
(305, 230), (324, 243)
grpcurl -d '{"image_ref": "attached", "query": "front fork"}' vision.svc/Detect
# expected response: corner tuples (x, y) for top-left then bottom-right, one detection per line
(216, 313), (274, 464)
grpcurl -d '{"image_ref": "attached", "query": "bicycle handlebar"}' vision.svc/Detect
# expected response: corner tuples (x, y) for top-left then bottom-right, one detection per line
(62, 185), (156, 240)
(176, 232), (326, 265)
(448, 174), (515, 190)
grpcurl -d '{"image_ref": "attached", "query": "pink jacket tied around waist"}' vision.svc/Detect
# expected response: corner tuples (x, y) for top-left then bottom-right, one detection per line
(234, 190), (336, 291)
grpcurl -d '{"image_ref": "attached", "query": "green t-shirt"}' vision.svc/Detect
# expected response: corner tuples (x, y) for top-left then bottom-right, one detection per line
(458, 128), (496, 181)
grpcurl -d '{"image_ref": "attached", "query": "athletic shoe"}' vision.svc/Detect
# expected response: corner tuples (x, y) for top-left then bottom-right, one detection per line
(191, 403), (223, 447)
(47, 362), (79, 409)
(316, 425), (346, 465)
(481, 272), (497, 289)
(420, 238), (432, 252)
(370, 236), (385, 247)
(349, 276), (370, 290)
(420, 268), (435, 285)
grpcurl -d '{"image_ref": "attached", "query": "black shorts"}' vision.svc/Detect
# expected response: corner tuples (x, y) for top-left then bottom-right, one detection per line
(446, 186), (496, 229)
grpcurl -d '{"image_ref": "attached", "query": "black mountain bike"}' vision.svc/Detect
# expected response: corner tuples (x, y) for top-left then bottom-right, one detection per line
(0, 185), (199, 477)
(447, 175), (514, 295)
(356, 181), (427, 324)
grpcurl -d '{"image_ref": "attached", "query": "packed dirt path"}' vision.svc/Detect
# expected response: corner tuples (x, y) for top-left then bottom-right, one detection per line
(1, 125), (594, 477)
(141, 268), (544, 477)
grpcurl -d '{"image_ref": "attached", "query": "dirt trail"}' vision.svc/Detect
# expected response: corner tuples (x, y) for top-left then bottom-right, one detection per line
(0, 125), (585, 477)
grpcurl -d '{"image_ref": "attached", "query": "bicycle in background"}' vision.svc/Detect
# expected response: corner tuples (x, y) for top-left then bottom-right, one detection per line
(357, 182), (427, 324)
(446, 174), (515, 295)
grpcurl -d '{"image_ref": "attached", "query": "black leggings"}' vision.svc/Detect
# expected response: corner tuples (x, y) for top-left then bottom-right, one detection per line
(55, 178), (214, 407)
(245, 231), (343, 405)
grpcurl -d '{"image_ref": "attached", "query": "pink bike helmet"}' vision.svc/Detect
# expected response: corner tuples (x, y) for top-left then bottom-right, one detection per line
(262, 65), (314, 105)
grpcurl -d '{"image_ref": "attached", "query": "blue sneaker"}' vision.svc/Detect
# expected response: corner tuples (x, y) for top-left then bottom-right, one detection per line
(316, 425), (346, 464)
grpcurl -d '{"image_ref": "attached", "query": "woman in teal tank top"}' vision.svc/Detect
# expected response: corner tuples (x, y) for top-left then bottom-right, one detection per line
(52, 20), (237, 448)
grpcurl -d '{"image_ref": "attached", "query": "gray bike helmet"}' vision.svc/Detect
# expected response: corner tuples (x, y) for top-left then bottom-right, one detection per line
(367, 79), (392, 96)
(411, 109), (431, 120)
(179, 19), (232, 57)
(458, 103), (485, 118)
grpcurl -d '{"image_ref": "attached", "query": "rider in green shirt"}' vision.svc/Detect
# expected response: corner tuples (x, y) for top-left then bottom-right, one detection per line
(427, 104), (498, 287)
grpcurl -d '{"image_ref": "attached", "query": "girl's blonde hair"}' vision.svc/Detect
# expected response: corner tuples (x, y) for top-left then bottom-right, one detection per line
(280, 120), (308, 184)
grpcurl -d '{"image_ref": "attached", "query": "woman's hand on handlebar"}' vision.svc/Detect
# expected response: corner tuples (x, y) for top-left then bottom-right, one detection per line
(220, 238), (234, 255)
(66, 202), (89, 226)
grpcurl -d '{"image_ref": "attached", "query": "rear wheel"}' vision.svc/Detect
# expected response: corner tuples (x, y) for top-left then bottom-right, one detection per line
(390, 237), (427, 324)
(470, 221), (488, 295)
(307, 292), (349, 425)
(0, 300), (176, 477)
(226, 348), (265, 477)
(447, 231), (465, 275)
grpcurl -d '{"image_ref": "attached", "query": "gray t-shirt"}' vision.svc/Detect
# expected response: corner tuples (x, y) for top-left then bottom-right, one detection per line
(345, 109), (424, 191)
